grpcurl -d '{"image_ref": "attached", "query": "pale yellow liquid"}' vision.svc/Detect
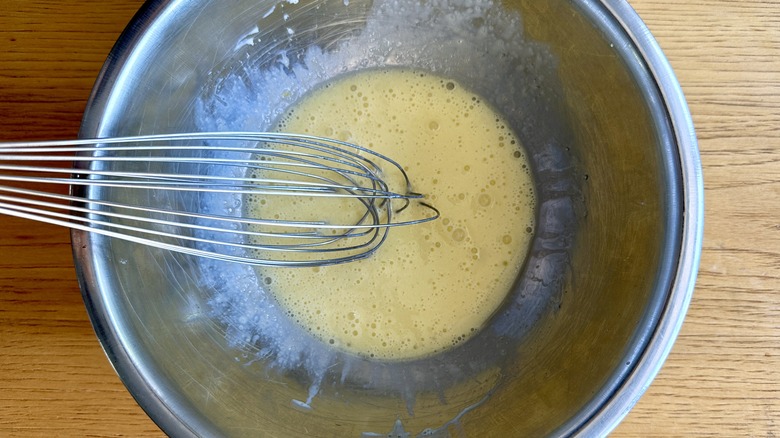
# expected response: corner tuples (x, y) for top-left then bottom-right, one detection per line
(248, 69), (536, 360)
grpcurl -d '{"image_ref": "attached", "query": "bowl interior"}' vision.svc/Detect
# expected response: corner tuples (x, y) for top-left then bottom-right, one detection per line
(76, 0), (683, 436)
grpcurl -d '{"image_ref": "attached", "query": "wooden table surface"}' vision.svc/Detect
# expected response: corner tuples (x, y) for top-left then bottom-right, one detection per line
(0, 1), (777, 436)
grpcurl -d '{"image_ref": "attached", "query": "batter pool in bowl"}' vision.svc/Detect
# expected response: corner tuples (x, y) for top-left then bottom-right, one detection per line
(248, 68), (537, 360)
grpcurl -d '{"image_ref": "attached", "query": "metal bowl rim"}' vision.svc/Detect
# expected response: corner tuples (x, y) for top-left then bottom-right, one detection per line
(72, 0), (704, 436)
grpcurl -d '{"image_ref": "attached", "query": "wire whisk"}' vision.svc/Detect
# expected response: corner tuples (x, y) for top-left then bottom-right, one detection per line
(0, 132), (439, 267)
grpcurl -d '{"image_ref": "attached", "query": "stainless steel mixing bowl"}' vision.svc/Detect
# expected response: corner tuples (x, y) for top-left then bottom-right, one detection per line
(73, 0), (703, 436)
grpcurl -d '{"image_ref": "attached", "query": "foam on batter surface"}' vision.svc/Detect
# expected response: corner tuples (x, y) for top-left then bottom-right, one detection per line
(245, 68), (535, 361)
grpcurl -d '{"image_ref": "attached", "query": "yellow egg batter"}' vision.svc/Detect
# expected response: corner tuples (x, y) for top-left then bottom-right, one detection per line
(247, 68), (536, 360)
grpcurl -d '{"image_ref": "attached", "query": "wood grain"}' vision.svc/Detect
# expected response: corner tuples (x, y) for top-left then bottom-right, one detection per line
(615, 1), (780, 436)
(0, 2), (163, 436)
(0, 0), (778, 436)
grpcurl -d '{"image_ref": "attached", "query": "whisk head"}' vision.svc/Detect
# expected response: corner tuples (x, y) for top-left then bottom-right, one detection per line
(0, 132), (439, 267)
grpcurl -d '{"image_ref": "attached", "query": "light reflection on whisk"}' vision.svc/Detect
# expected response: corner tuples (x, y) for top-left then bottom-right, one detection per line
(0, 132), (439, 267)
